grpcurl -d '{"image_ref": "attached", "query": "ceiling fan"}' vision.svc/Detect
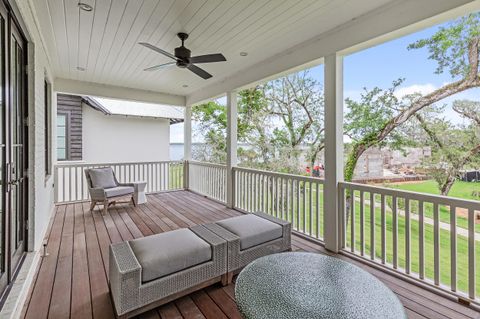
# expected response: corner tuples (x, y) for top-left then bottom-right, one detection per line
(139, 33), (226, 80)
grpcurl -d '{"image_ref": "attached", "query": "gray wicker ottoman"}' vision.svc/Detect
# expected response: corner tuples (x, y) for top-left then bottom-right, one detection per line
(204, 212), (291, 284)
(109, 225), (227, 318)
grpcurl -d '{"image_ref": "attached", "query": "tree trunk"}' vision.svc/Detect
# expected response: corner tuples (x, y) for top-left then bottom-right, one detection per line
(440, 176), (456, 196)
(345, 76), (480, 181)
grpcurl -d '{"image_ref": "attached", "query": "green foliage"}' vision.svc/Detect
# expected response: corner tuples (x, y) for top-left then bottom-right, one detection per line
(345, 12), (480, 181)
(407, 13), (480, 79)
(193, 71), (325, 174)
(417, 99), (480, 194)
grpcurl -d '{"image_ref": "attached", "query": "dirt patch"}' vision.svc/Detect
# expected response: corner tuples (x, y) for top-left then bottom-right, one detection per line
(455, 207), (480, 223)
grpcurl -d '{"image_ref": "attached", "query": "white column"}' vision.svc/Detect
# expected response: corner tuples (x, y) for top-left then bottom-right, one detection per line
(324, 54), (344, 253)
(226, 91), (238, 208)
(183, 105), (192, 189)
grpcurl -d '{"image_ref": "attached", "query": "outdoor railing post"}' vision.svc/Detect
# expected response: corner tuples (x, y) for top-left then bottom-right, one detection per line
(324, 54), (344, 253)
(184, 105), (192, 191)
(53, 164), (58, 203)
(183, 160), (189, 190)
(226, 91), (238, 208)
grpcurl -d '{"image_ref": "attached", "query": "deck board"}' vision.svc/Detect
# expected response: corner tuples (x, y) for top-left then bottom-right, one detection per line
(22, 191), (479, 319)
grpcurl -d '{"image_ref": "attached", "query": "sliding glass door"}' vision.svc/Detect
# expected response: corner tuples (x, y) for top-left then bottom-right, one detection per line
(0, 0), (28, 297)
(9, 21), (26, 273)
(0, 1), (7, 295)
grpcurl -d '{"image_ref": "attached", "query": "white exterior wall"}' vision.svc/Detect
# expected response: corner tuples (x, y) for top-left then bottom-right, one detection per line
(0, 1), (57, 317)
(14, 0), (56, 253)
(82, 105), (170, 163)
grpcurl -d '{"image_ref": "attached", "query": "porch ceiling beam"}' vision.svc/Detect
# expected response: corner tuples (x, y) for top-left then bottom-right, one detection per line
(54, 78), (186, 106)
(186, 0), (477, 105)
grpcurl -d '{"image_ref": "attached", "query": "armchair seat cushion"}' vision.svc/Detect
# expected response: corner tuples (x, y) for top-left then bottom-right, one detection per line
(104, 186), (134, 198)
(217, 214), (282, 250)
(89, 167), (117, 189)
(129, 228), (212, 282)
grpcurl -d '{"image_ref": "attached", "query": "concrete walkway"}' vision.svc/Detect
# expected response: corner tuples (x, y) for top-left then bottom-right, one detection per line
(356, 198), (480, 241)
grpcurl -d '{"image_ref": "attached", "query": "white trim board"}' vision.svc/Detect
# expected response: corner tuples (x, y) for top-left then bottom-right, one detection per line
(54, 78), (187, 107)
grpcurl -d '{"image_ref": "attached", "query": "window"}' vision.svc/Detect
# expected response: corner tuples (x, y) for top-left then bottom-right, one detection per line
(44, 79), (51, 174)
(57, 113), (67, 160)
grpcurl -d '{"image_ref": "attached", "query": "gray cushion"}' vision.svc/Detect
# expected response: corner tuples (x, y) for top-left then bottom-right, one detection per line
(104, 186), (134, 198)
(129, 228), (212, 283)
(217, 214), (282, 250)
(89, 168), (117, 189)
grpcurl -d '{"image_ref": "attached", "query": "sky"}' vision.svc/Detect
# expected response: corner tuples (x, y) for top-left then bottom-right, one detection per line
(170, 15), (479, 143)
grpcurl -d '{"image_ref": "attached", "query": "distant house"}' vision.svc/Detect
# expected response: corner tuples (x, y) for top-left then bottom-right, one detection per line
(56, 94), (183, 163)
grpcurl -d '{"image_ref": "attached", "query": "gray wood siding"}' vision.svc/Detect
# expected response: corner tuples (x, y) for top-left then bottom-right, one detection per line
(57, 94), (82, 160)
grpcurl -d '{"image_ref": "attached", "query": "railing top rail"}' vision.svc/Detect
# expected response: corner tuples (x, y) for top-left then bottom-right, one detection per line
(340, 181), (480, 210)
(55, 160), (183, 168)
(233, 166), (325, 184)
(188, 160), (227, 169)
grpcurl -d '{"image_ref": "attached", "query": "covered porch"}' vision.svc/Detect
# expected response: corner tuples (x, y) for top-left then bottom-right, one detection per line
(22, 191), (477, 319)
(0, 0), (478, 318)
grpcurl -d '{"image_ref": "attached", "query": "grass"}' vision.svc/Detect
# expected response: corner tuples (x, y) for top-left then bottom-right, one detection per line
(196, 175), (480, 296)
(385, 180), (480, 232)
(168, 163), (184, 189)
(345, 195), (480, 296)
(237, 180), (479, 297)
(385, 180), (480, 201)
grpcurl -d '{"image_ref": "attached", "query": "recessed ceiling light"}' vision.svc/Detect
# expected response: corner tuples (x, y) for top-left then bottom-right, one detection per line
(77, 66), (86, 71)
(240, 52), (248, 57)
(182, 84), (188, 88)
(78, 2), (93, 12)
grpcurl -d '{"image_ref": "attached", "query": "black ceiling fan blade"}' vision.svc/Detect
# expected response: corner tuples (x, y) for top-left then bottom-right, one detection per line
(187, 64), (212, 79)
(143, 62), (176, 71)
(190, 53), (226, 64)
(139, 42), (177, 61)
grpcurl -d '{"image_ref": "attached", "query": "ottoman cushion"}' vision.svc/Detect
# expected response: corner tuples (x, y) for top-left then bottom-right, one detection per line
(129, 228), (212, 282)
(217, 214), (282, 250)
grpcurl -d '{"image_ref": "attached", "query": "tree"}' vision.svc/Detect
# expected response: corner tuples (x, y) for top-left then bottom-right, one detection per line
(415, 100), (480, 195)
(344, 13), (480, 181)
(261, 71), (324, 173)
(192, 90), (269, 164)
(193, 71), (325, 175)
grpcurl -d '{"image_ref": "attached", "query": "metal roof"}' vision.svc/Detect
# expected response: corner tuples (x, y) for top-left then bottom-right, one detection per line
(83, 96), (184, 124)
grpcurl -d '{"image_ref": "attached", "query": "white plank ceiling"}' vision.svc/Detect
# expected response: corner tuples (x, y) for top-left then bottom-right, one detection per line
(35, 0), (396, 97)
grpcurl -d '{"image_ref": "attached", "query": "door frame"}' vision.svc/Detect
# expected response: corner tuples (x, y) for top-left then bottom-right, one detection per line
(0, 0), (8, 296)
(0, 0), (28, 302)
(8, 16), (28, 276)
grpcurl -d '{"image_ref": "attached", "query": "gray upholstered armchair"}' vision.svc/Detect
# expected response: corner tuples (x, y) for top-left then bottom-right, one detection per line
(85, 167), (136, 214)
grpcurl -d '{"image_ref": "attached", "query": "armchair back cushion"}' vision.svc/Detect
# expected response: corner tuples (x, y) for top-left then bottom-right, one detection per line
(89, 167), (117, 189)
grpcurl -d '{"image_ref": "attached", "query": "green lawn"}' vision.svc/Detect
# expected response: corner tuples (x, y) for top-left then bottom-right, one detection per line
(205, 176), (480, 296)
(384, 180), (480, 232)
(168, 163), (184, 189)
(235, 179), (479, 297)
(385, 180), (480, 201)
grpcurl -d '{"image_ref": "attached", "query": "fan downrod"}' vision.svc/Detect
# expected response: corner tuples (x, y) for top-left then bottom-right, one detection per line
(177, 32), (189, 44)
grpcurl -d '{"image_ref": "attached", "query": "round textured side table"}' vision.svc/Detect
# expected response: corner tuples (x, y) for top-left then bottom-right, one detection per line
(235, 252), (406, 319)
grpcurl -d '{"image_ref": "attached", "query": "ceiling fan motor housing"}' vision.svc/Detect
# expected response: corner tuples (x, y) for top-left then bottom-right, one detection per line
(175, 46), (191, 67)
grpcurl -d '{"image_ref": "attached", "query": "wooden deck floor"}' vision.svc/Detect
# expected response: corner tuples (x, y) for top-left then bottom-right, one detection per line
(21, 191), (479, 319)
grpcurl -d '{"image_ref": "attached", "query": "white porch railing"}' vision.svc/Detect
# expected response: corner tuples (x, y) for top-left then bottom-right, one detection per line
(233, 167), (324, 240)
(54, 160), (184, 203)
(339, 181), (480, 302)
(53, 159), (479, 303)
(187, 161), (227, 203)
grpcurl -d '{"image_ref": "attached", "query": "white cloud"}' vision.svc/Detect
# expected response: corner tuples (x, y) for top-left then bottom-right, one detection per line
(394, 83), (437, 98)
